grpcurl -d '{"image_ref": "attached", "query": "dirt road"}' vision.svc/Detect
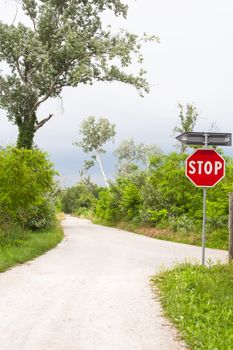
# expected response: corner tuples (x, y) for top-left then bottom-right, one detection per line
(0, 216), (227, 350)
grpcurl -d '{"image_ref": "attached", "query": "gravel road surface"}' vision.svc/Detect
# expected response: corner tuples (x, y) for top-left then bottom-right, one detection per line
(0, 216), (227, 350)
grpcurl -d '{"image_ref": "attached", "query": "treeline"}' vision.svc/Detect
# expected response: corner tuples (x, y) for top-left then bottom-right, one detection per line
(61, 151), (233, 250)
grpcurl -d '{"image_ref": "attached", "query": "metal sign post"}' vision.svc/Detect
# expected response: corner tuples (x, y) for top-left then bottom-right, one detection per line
(176, 131), (231, 265)
(202, 187), (207, 265)
(201, 134), (208, 265)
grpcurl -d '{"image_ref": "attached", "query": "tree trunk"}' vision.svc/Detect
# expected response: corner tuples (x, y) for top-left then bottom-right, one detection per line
(16, 115), (36, 149)
(96, 152), (109, 188)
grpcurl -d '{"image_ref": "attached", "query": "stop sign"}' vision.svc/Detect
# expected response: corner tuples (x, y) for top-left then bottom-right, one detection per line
(186, 149), (225, 187)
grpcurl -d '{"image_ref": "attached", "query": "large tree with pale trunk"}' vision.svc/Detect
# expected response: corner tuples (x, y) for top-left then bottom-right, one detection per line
(0, 0), (158, 149)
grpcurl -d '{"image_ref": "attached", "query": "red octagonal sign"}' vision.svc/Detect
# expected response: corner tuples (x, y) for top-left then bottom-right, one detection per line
(186, 149), (225, 187)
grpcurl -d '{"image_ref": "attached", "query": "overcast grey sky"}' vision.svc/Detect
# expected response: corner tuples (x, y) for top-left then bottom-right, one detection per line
(1, 0), (233, 186)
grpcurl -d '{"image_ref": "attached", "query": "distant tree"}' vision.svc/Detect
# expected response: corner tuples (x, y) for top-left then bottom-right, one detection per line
(174, 103), (199, 153)
(114, 138), (161, 176)
(0, 0), (158, 149)
(61, 179), (99, 214)
(75, 116), (116, 188)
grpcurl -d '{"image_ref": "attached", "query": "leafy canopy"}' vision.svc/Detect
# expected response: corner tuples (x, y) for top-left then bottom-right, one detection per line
(174, 103), (199, 153)
(114, 138), (162, 176)
(76, 116), (116, 154)
(0, 0), (158, 147)
(75, 116), (116, 186)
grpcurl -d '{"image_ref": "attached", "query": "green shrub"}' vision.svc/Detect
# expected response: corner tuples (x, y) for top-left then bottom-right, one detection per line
(61, 180), (99, 214)
(0, 147), (57, 229)
(144, 209), (168, 225)
(168, 214), (196, 233)
(95, 188), (121, 223)
(24, 196), (56, 230)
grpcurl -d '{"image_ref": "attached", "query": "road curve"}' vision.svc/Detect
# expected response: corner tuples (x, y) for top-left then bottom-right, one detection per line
(0, 216), (227, 350)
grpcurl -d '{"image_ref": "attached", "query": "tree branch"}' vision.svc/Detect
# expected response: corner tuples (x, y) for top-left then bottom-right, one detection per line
(33, 78), (60, 111)
(33, 55), (80, 111)
(34, 114), (53, 131)
(15, 58), (25, 82)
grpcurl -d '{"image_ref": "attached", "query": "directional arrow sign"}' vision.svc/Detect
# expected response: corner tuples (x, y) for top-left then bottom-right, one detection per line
(176, 132), (232, 146)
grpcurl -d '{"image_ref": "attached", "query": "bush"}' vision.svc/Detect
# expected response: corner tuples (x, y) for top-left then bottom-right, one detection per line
(168, 214), (196, 233)
(95, 188), (121, 223)
(0, 147), (57, 229)
(61, 180), (100, 215)
(24, 196), (56, 230)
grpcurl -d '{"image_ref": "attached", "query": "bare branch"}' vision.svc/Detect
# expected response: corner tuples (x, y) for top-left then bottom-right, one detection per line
(11, 6), (18, 25)
(30, 16), (36, 31)
(34, 114), (53, 131)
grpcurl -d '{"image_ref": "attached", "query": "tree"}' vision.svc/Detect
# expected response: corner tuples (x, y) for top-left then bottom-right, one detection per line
(75, 116), (116, 187)
(174, 103), (199, 153)
(114, 138), (161, 176)
(0, 0), (158, 149)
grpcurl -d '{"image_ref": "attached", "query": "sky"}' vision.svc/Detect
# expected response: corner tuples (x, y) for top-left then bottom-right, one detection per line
(0, 0), (233, 186)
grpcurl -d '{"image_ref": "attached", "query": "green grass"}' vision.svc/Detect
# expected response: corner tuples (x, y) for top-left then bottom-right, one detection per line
(152, 263), (233, 350)
(136, 226), (228, 250)
(0, 223), (63, 272)
(89, 216), (228, 250)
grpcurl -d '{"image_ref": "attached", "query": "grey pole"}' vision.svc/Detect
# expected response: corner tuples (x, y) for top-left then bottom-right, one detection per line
(202, 134), (208, 265)
(202, 187), (207, 265)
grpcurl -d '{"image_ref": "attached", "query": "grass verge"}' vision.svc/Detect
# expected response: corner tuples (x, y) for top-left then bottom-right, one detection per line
(90, 218), (227, 250)
(152, 263), (233, 350)
(0, 222), (63, 273)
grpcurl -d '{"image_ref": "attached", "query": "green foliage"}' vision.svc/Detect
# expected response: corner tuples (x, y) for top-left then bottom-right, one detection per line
(114, 138), (162, 176)
(75, 116), (116, 187)
(144, 152), (195, 217)
(94, 150), (233, 249)
(76, 117), (116, 154)
(0, 0), (157, 148)
(64, 147), (233, 250)
(168, 214), (195, 233)
(0, 147), (57, 229)
(95, 177), (142, 223)
(120, 181), (141, 221)
(61, 180), (100, 215)
(143, 209), (168, 225)
(174, 103), (199, 134)
(174, 103), (199, 153)
(95, 183), (122, 223)
(153, 263), (233, 349)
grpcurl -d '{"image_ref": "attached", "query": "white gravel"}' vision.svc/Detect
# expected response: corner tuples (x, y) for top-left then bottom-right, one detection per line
(0, 216), (228, 350)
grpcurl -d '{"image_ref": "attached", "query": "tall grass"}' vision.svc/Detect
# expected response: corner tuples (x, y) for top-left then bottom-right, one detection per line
(153, 263), (233, 350)
(0, 222), (63, 272)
